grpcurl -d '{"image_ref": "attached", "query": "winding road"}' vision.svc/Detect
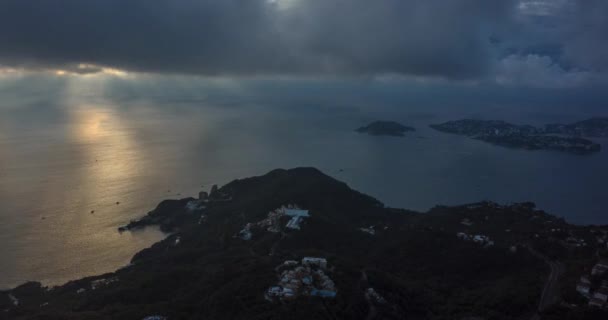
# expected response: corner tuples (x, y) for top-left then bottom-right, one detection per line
(525, 245), (564, 319)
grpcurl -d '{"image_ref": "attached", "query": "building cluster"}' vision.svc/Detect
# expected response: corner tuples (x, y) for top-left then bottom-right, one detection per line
(359, 226), (376, 235)
(185, 188), (225, 213)
(238, 205), (309, 240)
(182, 186), (232, 211)
(592, 260), (608, 276)
(456, 232), (494, 247)
(185, 191), (215, 225)
(91, 276), (119, 290)
(576, 260), (608, 308)
(266, 257), (337, 301)
(185, 199), (205, 212)
(565, 236), (587, 248)
(238, 223), (254, 240)
(7, 294), (18, 306)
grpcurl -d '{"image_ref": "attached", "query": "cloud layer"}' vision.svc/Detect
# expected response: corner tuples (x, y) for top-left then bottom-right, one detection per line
(0, 0), (606, 85)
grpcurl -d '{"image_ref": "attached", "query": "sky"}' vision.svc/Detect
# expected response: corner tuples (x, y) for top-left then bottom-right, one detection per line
(0, 0), (607, 91)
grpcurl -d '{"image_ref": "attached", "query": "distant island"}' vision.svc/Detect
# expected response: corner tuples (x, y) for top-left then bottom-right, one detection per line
(431, 119), (601, 154)
(355, 121), (415, 137)
(2, 168), (607, 319)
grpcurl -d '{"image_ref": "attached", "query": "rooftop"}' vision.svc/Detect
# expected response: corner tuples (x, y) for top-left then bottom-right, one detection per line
(285, 209), (310, 217)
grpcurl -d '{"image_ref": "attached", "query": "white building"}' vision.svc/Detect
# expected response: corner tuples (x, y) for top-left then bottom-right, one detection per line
(360, 226), (375, 235)
(592, 260), (608, 276)
(266, 286), (295, 299)
(457, 232), (469, 240)
(594, 289), (608, 302)
(302, 257), (327, 269)
(283, 260), (299, 267)
(285, 209), (310, 217)
(238, 224), (252, 240)
(461, 218), (473, 226)
(577, 283), (591, 296)
(286, 216), (303, 230)
(186, 200), (205, 212)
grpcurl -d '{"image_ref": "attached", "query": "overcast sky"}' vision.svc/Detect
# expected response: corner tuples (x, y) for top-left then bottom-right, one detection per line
(0, 0), (606, 88)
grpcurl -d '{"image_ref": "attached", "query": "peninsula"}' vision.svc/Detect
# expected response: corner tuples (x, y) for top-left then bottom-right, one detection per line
(355, 121), (415, 137)
(2, 168), (607, 320)
(431, 119), (601, 154)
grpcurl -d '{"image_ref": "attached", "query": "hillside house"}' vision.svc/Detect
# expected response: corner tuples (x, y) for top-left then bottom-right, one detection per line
(283, 208), (309, 230)
(186, 200), (205, 212)
(303, 257), (327, 269)
(283, 260), (298, 267)
(461, 218), (473, 226)
(576, 275), (592, 297)
(238, 224), (253, 240)
(594, 288), (608, 302)
(457, 232), (494, 247)
(359, 226), (375, 235)
(589, 298), (605, 308)
(592, 260), (608, 276)
(577, 283), (591, 296)
(266, 286), (295, 299)
(286, 216), (304, 230)
(285, 209), (310, 217)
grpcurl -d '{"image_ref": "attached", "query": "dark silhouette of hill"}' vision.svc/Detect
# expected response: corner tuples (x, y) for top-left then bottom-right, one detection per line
(2, 168), (607, 320)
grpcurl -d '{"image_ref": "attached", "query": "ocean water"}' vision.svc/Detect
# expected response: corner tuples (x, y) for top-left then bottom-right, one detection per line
(1, 76), (607, 289)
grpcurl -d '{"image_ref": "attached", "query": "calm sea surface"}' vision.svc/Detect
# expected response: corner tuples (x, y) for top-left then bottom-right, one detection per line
(1, 77), (607, 289)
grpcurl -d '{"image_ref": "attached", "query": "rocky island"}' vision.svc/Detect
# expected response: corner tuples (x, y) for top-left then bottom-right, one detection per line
(355, 121), (415, 137)
(431, 119), (601, 154)
(2, 168), (608, 320)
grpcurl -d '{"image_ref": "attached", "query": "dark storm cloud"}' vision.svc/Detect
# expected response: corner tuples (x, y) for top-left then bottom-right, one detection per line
(0, 0), (280, 74)
(0, 0), (606, 83)
(0, 0), (517, 78)
(281, 0), (515, 78)
(559, 0), (608, 72)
